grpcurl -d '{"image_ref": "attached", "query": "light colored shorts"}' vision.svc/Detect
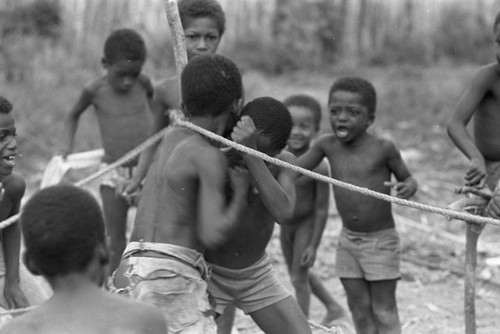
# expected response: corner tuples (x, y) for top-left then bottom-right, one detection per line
(112, 241), (217, 334)
(208, 253), (291, 315)
(336, 227), (401, 281)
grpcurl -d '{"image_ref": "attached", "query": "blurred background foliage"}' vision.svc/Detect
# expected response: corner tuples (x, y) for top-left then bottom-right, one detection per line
(0, 0), (497, 189)
(0, 0), (497, 82)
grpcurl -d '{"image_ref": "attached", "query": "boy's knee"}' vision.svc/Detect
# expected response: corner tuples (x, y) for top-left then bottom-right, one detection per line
(371, 304), (399, 325)
(290, 273), (309, 288)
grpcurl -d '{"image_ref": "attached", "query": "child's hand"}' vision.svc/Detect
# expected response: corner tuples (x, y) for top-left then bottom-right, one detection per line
(300, 246), (317, 268)
(465, 157), (487, 188)
(231, 116), (258, 150)
(228, 166), (251, 195)
(117, 179), (142, 206)
(4, 283), (29, 309)
(384, 181), (415, 199)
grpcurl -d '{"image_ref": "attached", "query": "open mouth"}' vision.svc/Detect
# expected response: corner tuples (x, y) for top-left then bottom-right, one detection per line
(335, 127), (349, 139)
(3, 155), (16, 168)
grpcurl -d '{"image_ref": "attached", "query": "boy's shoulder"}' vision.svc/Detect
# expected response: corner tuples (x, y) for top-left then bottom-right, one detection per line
(154, 75), (179, 105)
(81, 76), (108, 96)
(137, 74), (154, 97)
(1, 171), (26, 200)
(472, 62), (500, 85)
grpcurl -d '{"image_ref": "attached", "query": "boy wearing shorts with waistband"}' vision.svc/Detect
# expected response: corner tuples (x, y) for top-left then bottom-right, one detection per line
(61, 29), (153, 273)
(298, 77), (417, 334)
(111, 54), (249, 334)
(206, 97), (312, 334)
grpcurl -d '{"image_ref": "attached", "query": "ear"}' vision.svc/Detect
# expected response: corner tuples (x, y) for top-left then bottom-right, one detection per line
(101, 57), (109, 69)
(23, 252), (41, 276)
(367, 114), (375, 127)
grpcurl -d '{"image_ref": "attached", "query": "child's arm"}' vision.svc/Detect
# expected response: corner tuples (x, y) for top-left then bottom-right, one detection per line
(197, 151), (250, 249)
(61, 85), (93, 158)
(297, 136), (327, 171)
(301, 161), (330, 268)
(447, 66), (495, 187)
(386, 141), (418, 199)
(232, 116), (297, 223)
(2, 178), (28, 308)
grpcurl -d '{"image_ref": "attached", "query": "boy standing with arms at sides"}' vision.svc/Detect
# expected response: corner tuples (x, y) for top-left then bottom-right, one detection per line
(281, 94), (346, 325)
(206, 97), (312, 334)
(298, 77), (417, 334)
(112, 54), (249, 334)
(0, 96), (28, 312)
(61, 28), (154, 274)
(125, 0), (229, 195)
(2, 185), (168, 334)
(447, 11), (500, 192)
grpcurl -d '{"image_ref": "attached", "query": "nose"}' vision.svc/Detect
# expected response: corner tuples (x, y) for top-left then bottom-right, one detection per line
(197, 38), (208, 50)
(337, 109), (348, 121)
(6, 135), (17, 150)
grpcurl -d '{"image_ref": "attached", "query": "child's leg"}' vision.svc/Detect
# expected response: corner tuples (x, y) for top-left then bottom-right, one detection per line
(279, 226), (294, 273)
(100, 186), (129, 273)
(287, 223), (313, 316)
(341, 278), (377, 334)
(216, 305), (236, 334)
(309, 272), (345, 325)
(250, 296), (312, 334)
(370, 279), (401, 334)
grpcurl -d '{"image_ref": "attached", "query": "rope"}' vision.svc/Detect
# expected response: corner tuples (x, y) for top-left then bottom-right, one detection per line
(0, 305), (37, 317)
(0, 126), (169, 231)
(308, 320), (343, 334)
(172, 116), (500, 227)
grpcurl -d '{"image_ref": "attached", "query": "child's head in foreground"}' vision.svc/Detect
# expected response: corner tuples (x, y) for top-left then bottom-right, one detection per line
(181, 54), (242, 120)
(0, 95), (18, 177)
(241, 97), (292, 157)
(102, 28), (147, 93)
(179, 0), (225, 60)
(21, 185), (108, 283)
(283, 94), (322, 153)
(328, 77), (376, 143)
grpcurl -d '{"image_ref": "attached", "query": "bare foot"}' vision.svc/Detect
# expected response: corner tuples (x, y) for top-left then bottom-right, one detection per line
(320, 307), (346, 326)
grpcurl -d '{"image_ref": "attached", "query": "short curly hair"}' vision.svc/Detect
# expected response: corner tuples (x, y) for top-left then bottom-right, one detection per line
(283, 94), (322, 130)
(181, 54), (242, 117)
(178, 0), (226, 36)
(21, 185), (106, 278)
(0, 95), (13, 114)
(103, 28), (146, 64)
(328, 77), (377, 115)
(241, 97), (292, 152)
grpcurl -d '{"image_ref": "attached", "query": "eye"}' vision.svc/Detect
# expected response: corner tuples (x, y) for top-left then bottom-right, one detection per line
(329, 107), (340, 115)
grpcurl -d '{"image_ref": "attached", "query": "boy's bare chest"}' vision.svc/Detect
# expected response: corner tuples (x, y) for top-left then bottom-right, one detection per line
(328, 145), (387, 181)
(93, 87), (150, 118)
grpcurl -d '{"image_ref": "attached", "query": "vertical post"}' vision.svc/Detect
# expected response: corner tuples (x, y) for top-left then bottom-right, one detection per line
(162, 0), (188, 98)
(464, 221), (484, 334)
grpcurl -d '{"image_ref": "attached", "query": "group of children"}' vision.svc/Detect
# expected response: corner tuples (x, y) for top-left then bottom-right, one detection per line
(3, 1), (500, 333)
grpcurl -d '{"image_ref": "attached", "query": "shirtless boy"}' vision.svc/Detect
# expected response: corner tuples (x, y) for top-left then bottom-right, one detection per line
(299, 77), (417, 334)
(448, 11), (500, 192)
(281, 94), (345, 325)
(61, 29), (153, 273)
(112, 54), (248, 334)
(125, 0), (229, 195)
(0, 96), (28, 312)
(206, 97), (312, 334)
(2, 185), (167, 334)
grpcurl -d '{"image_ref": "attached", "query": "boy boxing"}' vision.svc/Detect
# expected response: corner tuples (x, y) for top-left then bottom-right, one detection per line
(207, 97), (312, 334)
(61, 29), (153, 273)
(299, 77), (417, 334)
(281, 94), (345, 325)
(112, 54), (249, 334)
(448, 11), (500, 192)
(0, 96), (28, 312)
(2, 185), (168, 334)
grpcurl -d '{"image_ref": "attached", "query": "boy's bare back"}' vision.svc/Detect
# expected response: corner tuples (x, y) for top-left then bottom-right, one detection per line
(2, 288), (166, 334)
(130, 126), (229, 252)
(314, 132), (411, 232)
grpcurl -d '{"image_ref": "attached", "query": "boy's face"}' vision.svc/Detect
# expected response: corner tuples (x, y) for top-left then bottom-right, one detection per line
(494, 24), (500, 64)
(184, 17), (221, 60)
(0, 113), (17, 176)
(103, 58), (144, 93)
(287, 105), (317, 153)
(328, 90), (373, 144)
